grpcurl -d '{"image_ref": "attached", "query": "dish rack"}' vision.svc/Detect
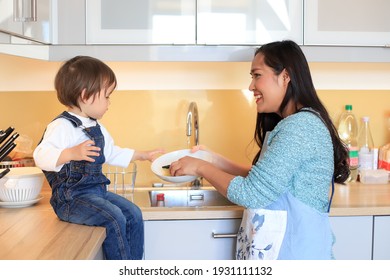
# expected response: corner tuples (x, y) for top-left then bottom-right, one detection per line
(0, 157), (35, 169)
(103, 162), (137, 201)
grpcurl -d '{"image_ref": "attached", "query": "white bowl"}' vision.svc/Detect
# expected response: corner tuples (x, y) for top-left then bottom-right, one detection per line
(151, 149), (213, 183)
(0, 167), (44, 202)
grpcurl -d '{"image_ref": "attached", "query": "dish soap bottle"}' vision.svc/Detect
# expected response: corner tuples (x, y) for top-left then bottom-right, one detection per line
(358, 116), (375, 171)
(156, 193), (165, 207)
(337, 105), (359, 182)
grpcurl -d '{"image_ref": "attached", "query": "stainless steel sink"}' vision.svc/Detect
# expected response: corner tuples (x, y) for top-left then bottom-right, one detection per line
(149, 189), (235, 207)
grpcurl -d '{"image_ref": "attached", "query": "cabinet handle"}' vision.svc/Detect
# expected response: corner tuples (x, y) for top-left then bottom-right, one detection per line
(212, 233), (238, 239)
(13, 0), (37, 22)
(189, 194), (204, 201)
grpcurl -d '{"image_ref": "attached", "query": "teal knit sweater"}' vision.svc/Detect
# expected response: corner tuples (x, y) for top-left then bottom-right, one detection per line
(227, 109), (334, 213)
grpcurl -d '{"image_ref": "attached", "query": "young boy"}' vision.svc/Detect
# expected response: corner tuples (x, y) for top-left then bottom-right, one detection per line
(33, 56), (162, 259)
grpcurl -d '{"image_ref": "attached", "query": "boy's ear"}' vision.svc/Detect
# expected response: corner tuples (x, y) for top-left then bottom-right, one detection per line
(80, 89), (88, 102)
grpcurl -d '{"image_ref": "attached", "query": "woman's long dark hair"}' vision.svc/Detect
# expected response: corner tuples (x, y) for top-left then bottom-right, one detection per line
(252, 40), (349, 184)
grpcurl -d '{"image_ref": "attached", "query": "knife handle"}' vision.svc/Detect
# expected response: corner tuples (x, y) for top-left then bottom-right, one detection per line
(0, 167), (10, 179)
(0, 127), (15, 144)
(0, 132), (19, 156)
(0, 143), (16, 162)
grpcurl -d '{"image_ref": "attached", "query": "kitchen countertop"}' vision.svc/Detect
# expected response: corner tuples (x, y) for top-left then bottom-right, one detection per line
(1, 179), (390, 259)
(0, 183), (106, 260)
(136, 181), (390, 219)
(330, 182), (390, 216)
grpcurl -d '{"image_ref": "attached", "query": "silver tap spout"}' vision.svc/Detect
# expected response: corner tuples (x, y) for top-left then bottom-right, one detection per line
(186, 102), (199, 146)
(186, 102), (201, 188)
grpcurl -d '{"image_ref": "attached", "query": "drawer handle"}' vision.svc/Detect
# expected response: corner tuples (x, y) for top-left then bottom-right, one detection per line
(189, 194), (204, 201)
(212, 233), (238, 239)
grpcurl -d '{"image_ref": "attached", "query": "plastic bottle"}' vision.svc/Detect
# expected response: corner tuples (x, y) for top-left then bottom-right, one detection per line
(337, 105), (359, 182)
(358, 116), (375, 171)
(156, 193), (165, 207)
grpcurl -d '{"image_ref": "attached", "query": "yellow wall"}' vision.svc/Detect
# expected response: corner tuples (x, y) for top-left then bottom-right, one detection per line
(1, 53), (390, 186)
(0, 90), (258, 185)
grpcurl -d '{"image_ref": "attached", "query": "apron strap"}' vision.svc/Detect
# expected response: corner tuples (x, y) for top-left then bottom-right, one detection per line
(327, 177), (335, 213)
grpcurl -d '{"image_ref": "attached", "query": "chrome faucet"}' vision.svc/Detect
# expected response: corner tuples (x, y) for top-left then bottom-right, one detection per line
(186, 102), (199, 147)
(186, 102), (201, 188)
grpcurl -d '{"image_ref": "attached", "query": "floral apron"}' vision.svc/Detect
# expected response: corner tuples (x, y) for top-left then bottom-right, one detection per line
(236, 132), (334, 260)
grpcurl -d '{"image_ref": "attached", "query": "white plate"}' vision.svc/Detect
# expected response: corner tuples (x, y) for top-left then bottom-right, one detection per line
(151, 149), (213, 183)
(0, 195), (43, 208)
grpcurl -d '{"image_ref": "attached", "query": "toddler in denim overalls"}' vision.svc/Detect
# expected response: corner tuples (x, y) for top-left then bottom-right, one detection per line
(43, 111), (144, 260)
(34, 56), (162, 260)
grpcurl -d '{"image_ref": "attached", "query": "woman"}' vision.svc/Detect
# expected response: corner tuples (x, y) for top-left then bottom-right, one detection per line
(170, 40), (349, 260)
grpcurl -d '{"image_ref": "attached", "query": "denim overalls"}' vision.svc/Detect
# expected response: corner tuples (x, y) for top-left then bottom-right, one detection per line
(43, 111), (144, 260)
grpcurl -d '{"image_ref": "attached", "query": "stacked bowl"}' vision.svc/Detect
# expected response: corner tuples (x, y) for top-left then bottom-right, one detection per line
(0, 167), (44, 202)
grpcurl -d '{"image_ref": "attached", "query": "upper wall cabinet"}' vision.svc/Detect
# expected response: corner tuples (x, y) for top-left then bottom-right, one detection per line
(0, 0), (85, 44)
(86, 0), (303, 45)
(197, 0), (302, 45)
(0, 0), (23, 37)
(304, 0), (390, 46)
(86, 0), (196, 44)
(0, 0), (50, 43)
(1, 0), (390, 61)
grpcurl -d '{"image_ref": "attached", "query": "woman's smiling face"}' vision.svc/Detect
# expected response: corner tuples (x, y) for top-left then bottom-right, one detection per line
(249, 53), (290, 116)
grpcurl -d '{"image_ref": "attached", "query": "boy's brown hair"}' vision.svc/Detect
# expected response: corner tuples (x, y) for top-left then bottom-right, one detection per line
(54, 56), (117, 110)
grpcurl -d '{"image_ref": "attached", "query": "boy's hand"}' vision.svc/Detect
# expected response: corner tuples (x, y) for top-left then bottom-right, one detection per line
(134, 149), (165, 162)
(71, 140), (101, 162)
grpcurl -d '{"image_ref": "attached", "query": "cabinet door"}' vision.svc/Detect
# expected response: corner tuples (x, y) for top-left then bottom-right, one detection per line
(373, 216), (390, 260)
(23, 0), (51, 43)
(330, 216), (373, 260)
(86, 0), (196, 44)
(0, 0), (50, 44)
(144, 219), (241, 260)
(304, 0), (390, 46)
(0, 0), (23, 36)
(197, 0), (303, 45)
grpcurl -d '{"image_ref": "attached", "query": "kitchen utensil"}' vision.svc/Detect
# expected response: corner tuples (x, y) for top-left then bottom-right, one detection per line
(0, 143), (16, 162)
(151, 149), (213, 183)
(0, 127), (14, 144)
(0, 168), (10, 179)
(0, 167), (44, 202)
(0, 132), (19, 160)
(0, 168), (11, 179)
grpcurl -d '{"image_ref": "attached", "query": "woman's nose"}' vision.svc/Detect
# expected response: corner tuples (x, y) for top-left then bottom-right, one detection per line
(248, 79), (255, 91)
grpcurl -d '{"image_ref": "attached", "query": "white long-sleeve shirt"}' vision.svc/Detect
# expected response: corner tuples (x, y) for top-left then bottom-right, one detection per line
(33, 112), (134, 172)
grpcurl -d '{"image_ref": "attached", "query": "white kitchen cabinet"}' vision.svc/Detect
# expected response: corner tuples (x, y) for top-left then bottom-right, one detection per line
(23, 0), (51, 43)
(0, 0), (85, 44)
(304, 0), (390, 46)
(0, 0), (51, 43)
(373, 216), (390, 260)
(144, 219), (241, 260)
(86, 0), (196, 44)
(86, 0), (302, 45)
(197, 0), (303, 45)
(0, 0), (23, 37)
(330, 216), (373, 260)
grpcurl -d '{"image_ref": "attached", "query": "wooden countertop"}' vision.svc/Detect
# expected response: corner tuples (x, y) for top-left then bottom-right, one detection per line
(330, 182), (390, 216)
(0, 183), (106, 260)
(136, 181), (390, 219)
(1, 179), (389, 260)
